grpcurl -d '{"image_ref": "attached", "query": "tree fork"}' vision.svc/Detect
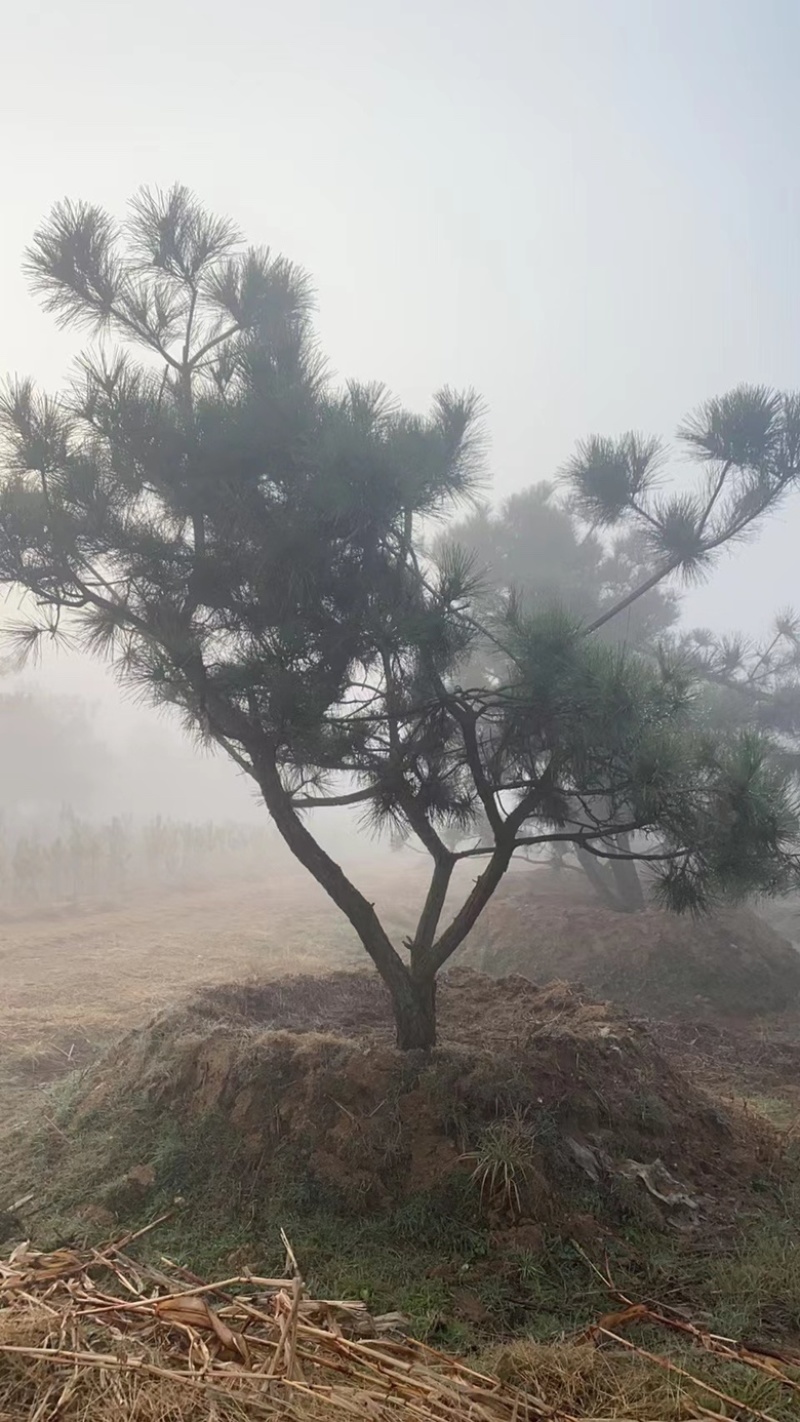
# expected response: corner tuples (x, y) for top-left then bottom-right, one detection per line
(256, 754), (441, 1046)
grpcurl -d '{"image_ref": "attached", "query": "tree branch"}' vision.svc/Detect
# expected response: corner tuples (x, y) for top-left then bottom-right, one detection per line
(581, 840), (688, 863)
(448, 698), (504, 836)
(452, 821), (644, 859)
(587, 460), (787, 637)
(697, 459), (732, 535)
(421, 842), (513, 976)
(378, 645), (452, 864)
(291, 784), (380, 810)
(586, 560), (680, 635)
(256, 751), (413, 1001)
(182, 283), (199, 369)
(191, 323), (241, 365)
(409, 855), (455, 960)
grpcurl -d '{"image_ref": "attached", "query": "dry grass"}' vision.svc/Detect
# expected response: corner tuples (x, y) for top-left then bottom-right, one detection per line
(463, 871), (800, 1018)
(0, 1222), (559, 1421)
(492, 1340), (704, 1419)
(1, 1222), (799, 1422)
(489, 1337), (800, 1421)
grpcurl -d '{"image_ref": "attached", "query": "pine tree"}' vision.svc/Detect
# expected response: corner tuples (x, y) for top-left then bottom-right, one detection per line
(0, 185), (798, 1047)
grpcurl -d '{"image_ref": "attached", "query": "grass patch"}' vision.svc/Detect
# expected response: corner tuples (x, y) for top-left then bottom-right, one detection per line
(485, 1339), (800, 1421)
(21, 1150), (800, 1357)
(743, 1092), (800, 1132)
(701, 1212), (800, 1338)
(462, 1107), (545, 1219)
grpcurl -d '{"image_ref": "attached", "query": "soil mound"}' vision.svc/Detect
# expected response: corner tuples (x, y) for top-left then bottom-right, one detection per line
(3, 970), (775, 1248)
(459, 871), (800, 1018)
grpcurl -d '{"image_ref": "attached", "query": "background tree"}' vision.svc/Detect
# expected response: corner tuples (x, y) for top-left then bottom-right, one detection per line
(681, 613), (800, 758)
(448, 482), (679, 658)
(439, 484), (679, 910)
(441, 481), (800, 915)
(0, 689), (110, 823)
(0, 185), (799, 1048)
(679, 614), (800, 943)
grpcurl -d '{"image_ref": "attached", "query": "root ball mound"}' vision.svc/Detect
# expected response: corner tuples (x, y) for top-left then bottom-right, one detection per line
(3, 971), (775, 1246)
(459, 871), (800, 1018)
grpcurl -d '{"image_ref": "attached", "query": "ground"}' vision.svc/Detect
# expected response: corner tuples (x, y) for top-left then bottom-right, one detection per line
(0, 858), (375, 1093)
(460, 864), (800, 1017)
(0, 855), (540, 1091)
(2, 855), (800, 1418)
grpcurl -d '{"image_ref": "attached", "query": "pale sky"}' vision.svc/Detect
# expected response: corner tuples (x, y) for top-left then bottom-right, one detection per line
(2, 0), (799, 736)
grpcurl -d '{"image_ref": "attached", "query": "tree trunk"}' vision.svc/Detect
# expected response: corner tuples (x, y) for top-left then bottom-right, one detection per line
(608, 850), (646, 912)
(576, 841), (645, 913)
(253, 756), (521, 1052)
(391, 972), (437, 1051)
(575, 846), (621, 910)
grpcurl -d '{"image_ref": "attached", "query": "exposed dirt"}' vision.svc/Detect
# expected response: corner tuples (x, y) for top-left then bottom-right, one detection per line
(3, 968), (779, 1247)
(460, 868), (800, 1018)
(651, 1012), (800, 1132)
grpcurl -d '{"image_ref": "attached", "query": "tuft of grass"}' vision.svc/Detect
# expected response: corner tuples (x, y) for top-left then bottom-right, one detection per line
(462, 1107), (541, 1220)
(742, 1092), (800, 1132)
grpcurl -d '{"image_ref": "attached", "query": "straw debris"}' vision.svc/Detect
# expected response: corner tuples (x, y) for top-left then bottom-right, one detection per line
(0, 1218), (798, 1421)
(0, 1219), (552, 1421)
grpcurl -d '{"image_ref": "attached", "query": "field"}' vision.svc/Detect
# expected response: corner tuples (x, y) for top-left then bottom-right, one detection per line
(0, 849), (400, 1093)
(2, 844), (800, 1419)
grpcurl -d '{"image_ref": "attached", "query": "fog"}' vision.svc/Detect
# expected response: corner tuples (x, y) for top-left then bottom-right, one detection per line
(0, 672), (381, 864)
(2, 0), (800, 850)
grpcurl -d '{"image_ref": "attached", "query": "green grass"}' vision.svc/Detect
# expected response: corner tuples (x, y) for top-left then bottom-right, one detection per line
(462, 1107), (543, 1218)
(34, 1152), (796, 1357)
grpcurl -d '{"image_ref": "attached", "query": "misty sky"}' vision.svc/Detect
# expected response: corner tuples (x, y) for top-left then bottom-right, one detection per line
(2, 0), (799, 728)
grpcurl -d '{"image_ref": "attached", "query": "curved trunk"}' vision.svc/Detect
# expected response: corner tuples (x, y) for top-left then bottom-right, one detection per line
(576, 846), (622, 910)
